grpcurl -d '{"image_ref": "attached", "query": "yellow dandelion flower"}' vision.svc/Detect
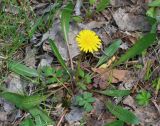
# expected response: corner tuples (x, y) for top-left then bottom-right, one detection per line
(76, 30), (102, 53)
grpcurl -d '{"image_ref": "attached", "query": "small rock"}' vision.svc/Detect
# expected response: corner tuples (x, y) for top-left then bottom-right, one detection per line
(25, 46), (36, 68)
(2, 73), (23, 114)
(120, 42), (129, 50)
(119, 79), (137, 90)
(6, 73), (23, 94)
(113, 8), (150, 31)
(38, 54), (53, 68)
(0, 112), (7, 121)
(123, 95), (136, 109)
(65, 107), (84, 124)
(92, 98), (105, 115)
(3, 101), (15, 113)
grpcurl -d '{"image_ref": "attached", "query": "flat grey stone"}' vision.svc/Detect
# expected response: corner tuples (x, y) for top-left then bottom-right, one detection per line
(65, 107), (84, 124)
(113, 8), (150, 31)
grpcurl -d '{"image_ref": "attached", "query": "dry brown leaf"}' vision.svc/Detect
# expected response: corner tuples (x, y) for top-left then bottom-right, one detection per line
(92, 68), (130, 83)
(99, 56), (116, 69)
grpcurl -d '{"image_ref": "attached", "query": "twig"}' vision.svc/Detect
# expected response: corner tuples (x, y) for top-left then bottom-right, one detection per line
(66, 36), (77, 93)
(66, 42), (74, 70)
(152, 100), (160, 115)
(0, 56), (7, 59)
(56, 110), (67, 126)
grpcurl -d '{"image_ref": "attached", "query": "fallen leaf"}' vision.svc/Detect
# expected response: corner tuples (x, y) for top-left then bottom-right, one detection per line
(113, 8), (150, 31)
(41, 20), (80, 60)
(92, 68), (130, 83)
(99, 56), (116, 68)
(78, 21), (106, 29)
(135, 105), (159, 125)
(93, 77), (108, 89)
(110, 0), (131, 7)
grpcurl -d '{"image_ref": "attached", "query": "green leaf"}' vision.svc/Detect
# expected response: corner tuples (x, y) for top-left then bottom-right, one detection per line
(43, 66), (55, 76)
(96, 39), (121, 67)
(1, 92), (54, 125)
(148, 0), (160, 7)
(47, 77), (58, 84)
(150, 22), (158, 33)
(87, 97), (95, 103)
(78, 68), (85, 78)
(146, 7), (156, 18)
(73, 16), (83, 23)
(79, 100), (86, 106)
(20, 118), (35, 126)
(136, 90), (151, 106)
(0, 92), (24, 109)
(96, 0), (110, 12)
(83, 92), (93, 99)
(29, 107), (54, 125)
(106, 101), (139, 124)
(84, 102), (93, 112)
(35, 115), (44, 126)
(9, 61), (38, 77)
(95, 89), (130, 97)
(1, 92), (47, 110)
(84, 74), (92, 84)
(76, 95), (83, 102)
(56, 69), (63, 77)
(21, 95), (47, 109)
(61, 2), (74, 43)
(49, 39), (70, 76)
(89, 0), (96, 4)
(104, 120), (124, 126)
(77, 82), (87, 90)
(114, 33), (156, 66)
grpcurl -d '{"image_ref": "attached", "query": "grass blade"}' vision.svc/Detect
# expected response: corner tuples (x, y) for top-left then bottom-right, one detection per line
(61, 2), (74, 43)
(49, 39), (70, 75)
(96, 39), (121, 67)
(96, 0), (110, 12)
(95, 89), (130, 97)
(114, 33), (156, 66)
(106, 101), (139, 124)
(9, 61), (38, 77)
(28, 16), (43, 39)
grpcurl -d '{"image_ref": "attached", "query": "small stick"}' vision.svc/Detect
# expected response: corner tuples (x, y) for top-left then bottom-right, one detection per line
(56, 110), (67, 126)
(152, 100), (160, 115)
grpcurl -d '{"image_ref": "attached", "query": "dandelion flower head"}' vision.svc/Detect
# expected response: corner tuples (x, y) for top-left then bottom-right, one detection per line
(76, 30), (102, 53)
